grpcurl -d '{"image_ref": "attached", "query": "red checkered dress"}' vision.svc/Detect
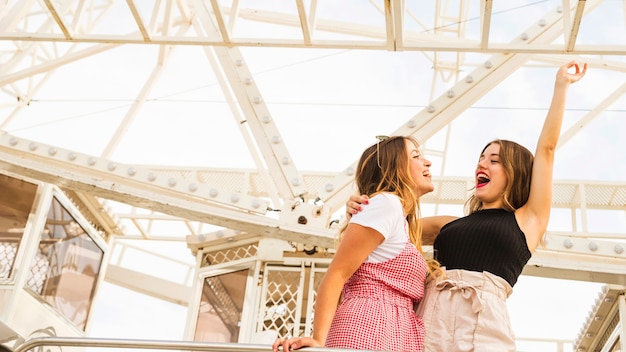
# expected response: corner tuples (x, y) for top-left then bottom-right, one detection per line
(325, 242), (427, 351)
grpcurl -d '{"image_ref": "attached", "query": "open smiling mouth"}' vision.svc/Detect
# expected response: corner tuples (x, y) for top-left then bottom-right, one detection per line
(477, 174), (490, 187)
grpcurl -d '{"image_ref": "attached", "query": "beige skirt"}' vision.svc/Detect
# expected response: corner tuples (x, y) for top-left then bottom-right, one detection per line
(416, 269), (516, 352)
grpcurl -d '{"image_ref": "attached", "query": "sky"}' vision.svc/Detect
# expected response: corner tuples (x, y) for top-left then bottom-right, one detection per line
(2, 1), (626, 352)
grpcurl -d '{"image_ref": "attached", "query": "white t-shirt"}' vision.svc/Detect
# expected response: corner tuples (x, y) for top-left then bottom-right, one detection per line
(349, 192), (410, 263)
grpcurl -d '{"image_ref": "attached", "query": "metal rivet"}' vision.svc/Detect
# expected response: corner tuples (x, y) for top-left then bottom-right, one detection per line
(563, 239), (573, 249)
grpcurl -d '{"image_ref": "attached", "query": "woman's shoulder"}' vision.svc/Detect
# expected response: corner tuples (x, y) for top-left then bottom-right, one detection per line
(369, 192), (401, 206)
(358, 193), (402, 215)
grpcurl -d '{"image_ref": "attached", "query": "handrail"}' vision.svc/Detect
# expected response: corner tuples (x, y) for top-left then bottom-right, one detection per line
(13, 336), (389, 352)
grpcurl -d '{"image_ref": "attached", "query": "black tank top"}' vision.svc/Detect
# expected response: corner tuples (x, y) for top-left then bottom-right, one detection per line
(433, 208), (532, 287)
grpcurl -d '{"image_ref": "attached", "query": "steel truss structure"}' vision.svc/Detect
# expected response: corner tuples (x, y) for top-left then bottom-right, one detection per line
(0, 1), (625, 351)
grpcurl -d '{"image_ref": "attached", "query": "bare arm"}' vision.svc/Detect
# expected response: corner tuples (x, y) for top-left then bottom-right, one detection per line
(517, 60), (587, 252)
(422, 216), (459, 245)
(345, 195), (457, 245)
(272, 224), (383, 351)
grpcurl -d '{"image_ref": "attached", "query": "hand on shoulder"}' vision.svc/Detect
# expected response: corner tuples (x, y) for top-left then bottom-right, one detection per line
(346, 194), (369, 218)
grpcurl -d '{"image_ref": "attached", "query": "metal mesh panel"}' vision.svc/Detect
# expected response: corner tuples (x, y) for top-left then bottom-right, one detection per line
(0, 242), (18, 279)
(201, 243), (258, 267)
(422, 179), (469, 202)
(586, 184), (626, 207)
(25, 252), (50, 294)
(552, 183), (578, 205)
(258, 266), (304, 339)
(256, 262), (329, 340)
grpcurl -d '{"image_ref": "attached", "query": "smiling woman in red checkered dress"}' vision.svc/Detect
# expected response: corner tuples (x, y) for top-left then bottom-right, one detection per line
(272, 136), (440, 352)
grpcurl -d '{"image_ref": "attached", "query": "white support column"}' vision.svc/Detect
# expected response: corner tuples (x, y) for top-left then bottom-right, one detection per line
(617, 292), (626, 351)
(5, 183), (53, 324)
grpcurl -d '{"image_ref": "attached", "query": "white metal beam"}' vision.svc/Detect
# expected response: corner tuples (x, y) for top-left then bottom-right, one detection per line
(558, 81), (626, 148)
(316, 3), (572, 204)
(42, 0), (71, 39)
(565, 0), (586, 52)
(105, 264), (192, 305)
(127, 0), (151, 41)
(1, 1), (620, 55)
(0, 134), (270, 215)
(479, 0), (492, 50)
(209, 0), (231, 44)
(574, 285), (626, 351)
(194, 0), (309, 201)
(295, 0), (312, 45)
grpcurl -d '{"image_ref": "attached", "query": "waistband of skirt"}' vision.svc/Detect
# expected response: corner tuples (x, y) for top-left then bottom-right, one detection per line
(435, 269), (513, 299)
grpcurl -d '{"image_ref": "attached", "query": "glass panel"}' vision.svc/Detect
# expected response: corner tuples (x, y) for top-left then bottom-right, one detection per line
(0, 174), (38, 279)
(194, 269), (248, 343)
(26, 196), (104, 330)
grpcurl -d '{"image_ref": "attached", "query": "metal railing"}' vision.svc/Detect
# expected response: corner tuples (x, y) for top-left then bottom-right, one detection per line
(11, 336), (577, 352)
(12, 337), (390, 352)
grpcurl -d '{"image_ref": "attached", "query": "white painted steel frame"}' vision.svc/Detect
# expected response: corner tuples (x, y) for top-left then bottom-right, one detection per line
(0, 1), (625, 349)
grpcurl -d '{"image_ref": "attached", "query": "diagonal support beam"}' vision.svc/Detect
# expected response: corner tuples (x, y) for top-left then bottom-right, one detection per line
(565, 0), (586, 51)
(43, 0), (71, 39)
(209, 0), (231, 43)
(558, 81), (626, 148)
(479, 0), (492, 50)
(316, 3), (573, 208)
(295, 0), (312, 45)
(127, 0), (151, 41)
(194, 0), (308, 201)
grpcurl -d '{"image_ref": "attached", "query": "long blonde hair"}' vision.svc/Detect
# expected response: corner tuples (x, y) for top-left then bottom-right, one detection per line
(340, 136), (440, 275)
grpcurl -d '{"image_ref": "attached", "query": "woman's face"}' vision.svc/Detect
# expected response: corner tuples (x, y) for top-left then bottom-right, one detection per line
(405, 139), (434, 196)
(475, 142), (507, 208)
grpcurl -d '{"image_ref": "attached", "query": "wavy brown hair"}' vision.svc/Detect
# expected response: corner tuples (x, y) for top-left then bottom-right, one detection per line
(466, 139), (534, 214)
